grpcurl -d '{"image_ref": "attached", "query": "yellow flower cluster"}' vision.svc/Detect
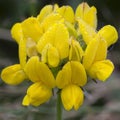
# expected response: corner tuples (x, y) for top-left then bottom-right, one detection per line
(1, 2), (118, 111)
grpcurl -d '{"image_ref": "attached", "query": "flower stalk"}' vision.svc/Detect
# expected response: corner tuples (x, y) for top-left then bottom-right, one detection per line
(57, 90), (62, 120)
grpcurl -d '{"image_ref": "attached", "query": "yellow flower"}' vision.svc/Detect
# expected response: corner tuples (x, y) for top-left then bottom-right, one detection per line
(75, 2), (97, 28)
(56, 61), (87, 110)
(37, 22), (69, 67)
(22, 56), (55, 106)
(1, 64), (27, 85)
(11, 17), (43, 67)
(83, 36), (114, 81)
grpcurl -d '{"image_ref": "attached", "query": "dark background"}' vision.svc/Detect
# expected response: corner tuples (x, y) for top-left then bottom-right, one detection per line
(0, 0), (120, 120)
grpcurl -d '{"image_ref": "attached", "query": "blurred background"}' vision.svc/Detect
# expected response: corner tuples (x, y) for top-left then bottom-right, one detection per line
(0, 0), (120, 120)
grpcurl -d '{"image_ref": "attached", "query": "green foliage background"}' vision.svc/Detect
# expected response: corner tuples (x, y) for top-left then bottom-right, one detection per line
(0, 0), (120, 120)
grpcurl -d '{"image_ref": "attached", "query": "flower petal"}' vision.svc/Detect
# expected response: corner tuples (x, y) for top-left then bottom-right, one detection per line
(21, 17), (43, 42)
(75, 2), (97, 28)
(37, 22), (69, 59)
(69, 39), (84, 61)
(41, 43), (60, 67)
(83, 38), (99, 70)
(78, 19), (96, 44)
(56, 62), (71, 89)
(56, 5), (74, 23)
(22, 95), (30, 106)
(24, 56), (55, 88)
(71, 61), (87, 86)
(83, 6), (97, 29)
(1, 64), (26, 85)
(98, 25), (118, 47)
(41, 13), (63, 32)
(94, 36), (107, 62)
(22, 82), (52, 106)
(37, 4), (59, 23)
(56, 61), (87, 88)
(88, 60), (114, 81)
(61, 84), (84, 111)
(19, 38), (27, 68)
(11, 23), (23, 43)
(26, 38), (38, 57)
(47, 44), (60, 67)
(75, 2), (90, 19)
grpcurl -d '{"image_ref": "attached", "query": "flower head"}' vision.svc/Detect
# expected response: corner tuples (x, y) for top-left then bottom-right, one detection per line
(1, 2), (118, 111)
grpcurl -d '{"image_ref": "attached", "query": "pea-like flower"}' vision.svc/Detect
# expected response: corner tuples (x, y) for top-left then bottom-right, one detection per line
(83, 36), (114, 81)
(1, 64), (27, 85)
(22, 56), (55, 106)
(56, 61), (87, 110)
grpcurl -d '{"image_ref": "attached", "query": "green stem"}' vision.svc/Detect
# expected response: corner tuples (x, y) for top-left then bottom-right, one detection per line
(57, 90), (62, 120)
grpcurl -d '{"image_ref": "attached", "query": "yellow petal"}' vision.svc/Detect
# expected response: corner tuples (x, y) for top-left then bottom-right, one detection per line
(37, 22), (69, 59)
(26, 38), (37, 57)
(22, 95), (30, 106)
(94, 36), (107, 62)
(78, 19), (96, 44)
(1, 64), (26, 85)
(41, 43), (60, 67)
(88, 60), (114, 81)
(48, 45), (60, 67)
(24, 56), (55, 88)
(19, 38), (27, 68)
(11, 23), (23, 43)
(41, 13), (63, 32)
(61, 84), (84, 111)
(84, 6), (97, 29)
(22, 82), (52, 106)
(56, 5), (74, 23)
(98, 25), (118, 47)
(75, 2), (97, 28)
(83, 38), (99, 70)
(71, 61), (87, 86)
(75, 2), (89, 19)
(56, 62), (71, 89)
(69, 39), (84, 61)
(21, 17), (43, 42)
(56, 61), (87, 88)
(37, 4), (59, 23)
(41, 44), (48, 64)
